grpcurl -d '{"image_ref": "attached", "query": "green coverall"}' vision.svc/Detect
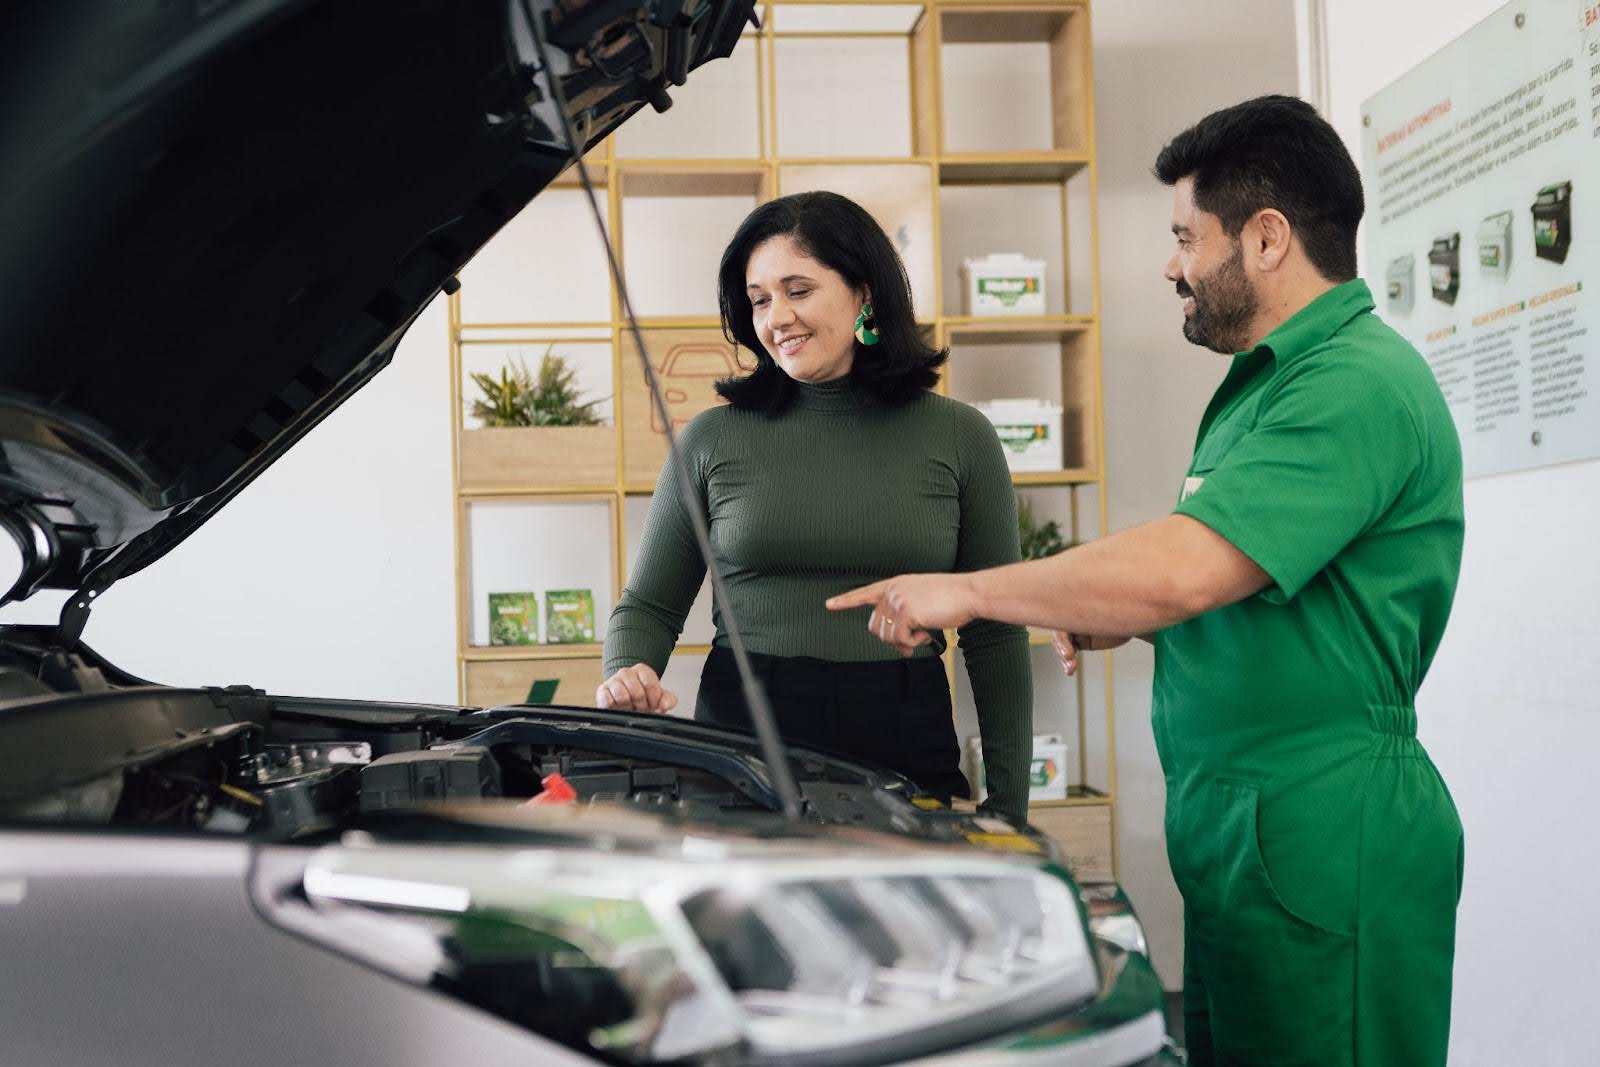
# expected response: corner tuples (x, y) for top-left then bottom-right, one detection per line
(1154, 280), (1466, 1066)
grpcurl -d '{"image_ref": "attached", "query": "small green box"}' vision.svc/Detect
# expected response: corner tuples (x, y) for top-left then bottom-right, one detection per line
(545, 588), (597, 644)
(487, 592), (539, 646)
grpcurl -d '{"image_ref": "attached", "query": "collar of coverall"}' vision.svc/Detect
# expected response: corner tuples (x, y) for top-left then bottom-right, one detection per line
(1240, 277), (1377, 367)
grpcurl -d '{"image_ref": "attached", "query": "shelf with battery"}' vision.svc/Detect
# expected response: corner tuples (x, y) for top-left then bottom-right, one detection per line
(445, 0), (1116, 876)
(456, 490), (619, 708)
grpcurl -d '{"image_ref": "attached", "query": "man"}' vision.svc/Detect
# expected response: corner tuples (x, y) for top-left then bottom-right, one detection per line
(828, 95), (1465, 1067)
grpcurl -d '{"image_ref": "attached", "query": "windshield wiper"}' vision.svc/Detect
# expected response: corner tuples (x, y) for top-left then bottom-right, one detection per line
(519, 0), (801, 819)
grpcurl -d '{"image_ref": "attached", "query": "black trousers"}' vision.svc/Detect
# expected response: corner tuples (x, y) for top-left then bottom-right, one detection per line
(696, 646), (970, 803)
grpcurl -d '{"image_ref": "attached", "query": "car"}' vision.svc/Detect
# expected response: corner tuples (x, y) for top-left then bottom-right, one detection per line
(0, 2), (1181, 1064)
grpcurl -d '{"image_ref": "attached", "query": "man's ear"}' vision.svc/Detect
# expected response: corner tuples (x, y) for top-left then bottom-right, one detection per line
(1249, 209), (1293, 271)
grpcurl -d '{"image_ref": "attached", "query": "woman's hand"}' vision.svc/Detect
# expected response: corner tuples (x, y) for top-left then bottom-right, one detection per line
(595, 663), (679, 714)
(826, 573), (979, 656)
(1050, 631), (1132, 676)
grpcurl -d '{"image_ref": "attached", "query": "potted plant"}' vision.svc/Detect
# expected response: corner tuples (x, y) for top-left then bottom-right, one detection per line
(458, 347), (616, 489)
(1018, 499), (1075, 561)
(469, 350), (606, 428)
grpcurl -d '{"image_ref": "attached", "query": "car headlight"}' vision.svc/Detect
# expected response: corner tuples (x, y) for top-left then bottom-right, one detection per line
(257, 831), (1100, 1065)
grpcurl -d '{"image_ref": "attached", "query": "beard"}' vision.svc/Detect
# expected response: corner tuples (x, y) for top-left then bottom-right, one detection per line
(1179, 241), (1258, 354)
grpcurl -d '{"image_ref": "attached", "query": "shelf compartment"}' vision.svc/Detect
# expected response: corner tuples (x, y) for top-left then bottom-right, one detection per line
(778, 162), (937, 318)
(458, 339), (616, 490)
(461, 495), (618, 650)
(456, 188), (614, 325)
(773, 36), (914, 158)
(946, 323), (1099, 473)
(613, 35), (762, 159)
(464, 656), (605, 709)
(940, 181), (1069, 318)
(619, 168), (767, 320)
(619, 328), (751, 486)
(938, 5), (1091, 156)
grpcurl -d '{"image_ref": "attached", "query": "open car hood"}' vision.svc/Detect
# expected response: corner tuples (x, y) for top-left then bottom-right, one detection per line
(0, 0), (753, 625)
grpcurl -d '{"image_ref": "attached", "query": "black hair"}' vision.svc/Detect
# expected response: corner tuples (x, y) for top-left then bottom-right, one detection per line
(1154, 94), (1363, 282)
(715, 191), (945, 412)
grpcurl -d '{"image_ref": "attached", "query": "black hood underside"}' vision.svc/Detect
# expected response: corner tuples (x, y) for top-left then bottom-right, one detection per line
(0, 0), (751, 611)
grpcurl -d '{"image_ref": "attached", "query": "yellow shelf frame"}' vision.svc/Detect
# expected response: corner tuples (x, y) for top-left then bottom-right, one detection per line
(448, 0), (1116, 876)
(463, 644), (605, 662)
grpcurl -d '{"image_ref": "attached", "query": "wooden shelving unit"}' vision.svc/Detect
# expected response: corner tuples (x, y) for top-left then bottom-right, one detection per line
(447, 0), (1118, 880)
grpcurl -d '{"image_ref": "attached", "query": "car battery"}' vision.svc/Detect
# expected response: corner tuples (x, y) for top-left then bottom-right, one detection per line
(359, 746), (502, 812)
(1530, 181), (1572, 264)
(1476, 211), (1513, 279)
(1428, 233), (1460, 305)
(1385, 254), (1415, 314)
(971, 398), (1064, 472)
(961, 253), (1046, 316)
(966, 734), (1069, 803)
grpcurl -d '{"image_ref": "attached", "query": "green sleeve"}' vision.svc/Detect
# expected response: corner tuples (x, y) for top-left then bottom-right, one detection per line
(1177, 358), (1421, 603)
(602, 410), (719, 678)
(951, 405), (1034, 824)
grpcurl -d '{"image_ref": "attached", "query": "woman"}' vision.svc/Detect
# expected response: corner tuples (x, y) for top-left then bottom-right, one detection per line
(596, 191), (1033, 822)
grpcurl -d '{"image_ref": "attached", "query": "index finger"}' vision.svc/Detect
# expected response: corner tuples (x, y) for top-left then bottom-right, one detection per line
(825, 580), (890, 611)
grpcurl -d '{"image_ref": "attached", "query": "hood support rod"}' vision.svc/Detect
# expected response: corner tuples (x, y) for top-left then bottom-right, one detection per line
(520, 0), (802, 820)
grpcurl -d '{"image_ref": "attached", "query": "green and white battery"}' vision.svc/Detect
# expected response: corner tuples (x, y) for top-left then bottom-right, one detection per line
(1385, 254), (1415, 314)
(961, 253), (1046, 316)
(966, 734), (1069, 803)
(972, 398), (1063, 472)
(1477, 211), (1513, 279)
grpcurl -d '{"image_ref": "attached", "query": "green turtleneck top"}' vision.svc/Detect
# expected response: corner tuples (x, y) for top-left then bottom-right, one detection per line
(603, 378), (1034, 821)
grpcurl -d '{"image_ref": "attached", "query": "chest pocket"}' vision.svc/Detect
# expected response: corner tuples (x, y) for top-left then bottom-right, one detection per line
(1179, 407), (1257, 507)
(1189, 404), (1259, 476)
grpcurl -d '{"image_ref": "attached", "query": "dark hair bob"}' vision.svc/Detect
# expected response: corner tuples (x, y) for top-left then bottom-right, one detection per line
(715, 191), (946, 413)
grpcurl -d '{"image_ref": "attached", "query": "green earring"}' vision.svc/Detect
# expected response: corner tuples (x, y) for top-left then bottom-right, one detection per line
(854, 302), (881, 346)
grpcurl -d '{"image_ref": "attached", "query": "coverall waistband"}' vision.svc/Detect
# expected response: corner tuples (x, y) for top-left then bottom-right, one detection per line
(1367, 703), (1418, 737)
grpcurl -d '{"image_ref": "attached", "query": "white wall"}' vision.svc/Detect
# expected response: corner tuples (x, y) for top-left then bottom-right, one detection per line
(1088, 2), (1301, 987)
(1314, 2), (1600, 1063)
(0, 295), (459, 703)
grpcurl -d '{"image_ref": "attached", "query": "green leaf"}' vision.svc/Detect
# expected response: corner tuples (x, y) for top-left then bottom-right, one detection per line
(468, 345), (609, 428)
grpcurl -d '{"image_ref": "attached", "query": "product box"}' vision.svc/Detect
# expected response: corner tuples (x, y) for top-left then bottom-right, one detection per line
(1476, 211), (1513, 279)
(961, 253), (1047, 316)
(1385, 253), (1415, 314)
(487, 592), (538, 647)
(545, 588), (597, 644)
(966, 734), (1070, 804)
(972, 398), (1064, 472)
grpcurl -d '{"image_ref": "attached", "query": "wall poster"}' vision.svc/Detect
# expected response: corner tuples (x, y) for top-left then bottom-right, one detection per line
(1360, 0), (1600, 478)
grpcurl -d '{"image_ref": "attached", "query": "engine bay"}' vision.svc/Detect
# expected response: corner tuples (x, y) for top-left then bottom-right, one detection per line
(0, 630), (962, 844)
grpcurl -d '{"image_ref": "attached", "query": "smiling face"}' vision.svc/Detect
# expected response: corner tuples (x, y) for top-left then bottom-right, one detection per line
(1164, 176), (1261, 355)
(745, 234), (866, 384)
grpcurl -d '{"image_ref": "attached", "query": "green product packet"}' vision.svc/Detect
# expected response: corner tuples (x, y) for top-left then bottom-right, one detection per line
(545, 588), (597, 644)
(487, 592), (538, 646)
